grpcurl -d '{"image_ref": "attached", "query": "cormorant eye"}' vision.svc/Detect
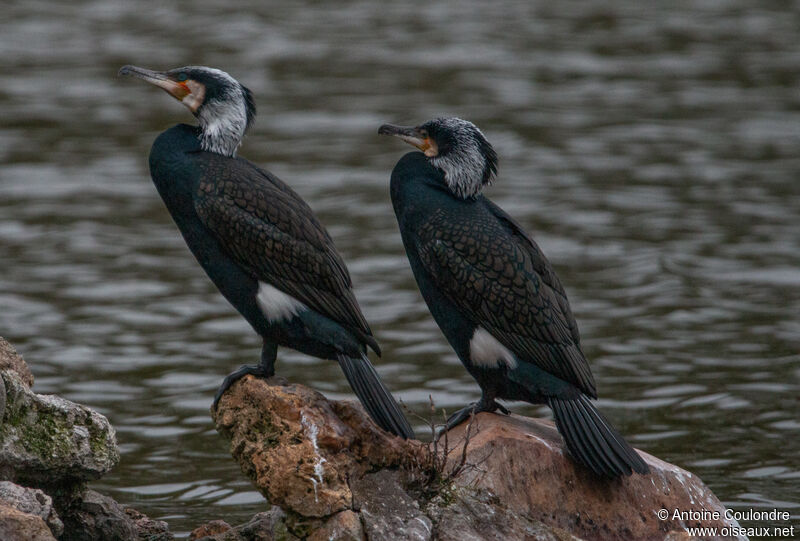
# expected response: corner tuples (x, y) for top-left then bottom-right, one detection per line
(176, 72), (188, 82)
(419, 129), (429, 138)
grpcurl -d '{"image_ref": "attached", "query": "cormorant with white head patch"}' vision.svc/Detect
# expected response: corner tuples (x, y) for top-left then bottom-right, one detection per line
(379, 117), (648, 474)
(118, 64), (413, 439)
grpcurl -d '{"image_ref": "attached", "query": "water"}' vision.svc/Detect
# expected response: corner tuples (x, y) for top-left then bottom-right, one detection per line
(1, 0), (798, 536)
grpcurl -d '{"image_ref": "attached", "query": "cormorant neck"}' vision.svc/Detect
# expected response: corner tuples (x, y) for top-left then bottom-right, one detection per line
(429, 148), (495, 200)
(196, 99), (248, 157)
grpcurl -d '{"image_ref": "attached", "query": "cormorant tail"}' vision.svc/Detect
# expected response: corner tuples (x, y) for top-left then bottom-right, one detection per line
(337, 353), (414, 439)
(548, 395), (649, 477)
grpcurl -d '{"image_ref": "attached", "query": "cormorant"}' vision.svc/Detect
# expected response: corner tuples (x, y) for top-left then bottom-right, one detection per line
(379, 117), (648, 474)
(118, 64), (413, 439)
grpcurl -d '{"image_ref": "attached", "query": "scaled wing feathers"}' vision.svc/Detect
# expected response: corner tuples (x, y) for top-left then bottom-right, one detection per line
(416, 205), (596, 396)
(193, 157), (374, 341)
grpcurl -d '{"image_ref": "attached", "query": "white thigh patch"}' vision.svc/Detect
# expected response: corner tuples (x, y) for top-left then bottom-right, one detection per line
(469, 327), (517, 369)
(256, 282), (307, 323)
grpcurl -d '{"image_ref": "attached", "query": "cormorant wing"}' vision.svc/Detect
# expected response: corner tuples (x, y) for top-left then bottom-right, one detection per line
(415, 202), (596, 397)
(193, 156), (378, 353)
(482, 199), (581, 345)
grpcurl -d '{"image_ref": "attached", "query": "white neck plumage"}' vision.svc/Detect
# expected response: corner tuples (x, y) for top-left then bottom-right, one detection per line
(196, 98), (248, 157)
(430, 147), (493, 199)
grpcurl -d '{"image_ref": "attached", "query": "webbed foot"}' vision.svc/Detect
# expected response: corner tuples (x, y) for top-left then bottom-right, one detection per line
(213, 363), (273, 410)
(435, 396), (508, 441)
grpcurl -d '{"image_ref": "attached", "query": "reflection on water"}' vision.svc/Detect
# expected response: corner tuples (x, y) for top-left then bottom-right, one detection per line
(1, 0), (799, 535)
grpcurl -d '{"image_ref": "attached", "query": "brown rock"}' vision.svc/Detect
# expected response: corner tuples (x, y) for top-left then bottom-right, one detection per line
(0, 502), (57, 541)
(443, 413), (735, 541)
(190, 519), (232, 540)
(213, 376), (731, 541)
(213, 375), (426, 518)
(308, 510), (363, 541)
(190, 507), (298, 541)
(0, 481), (63, 537)
(426, 487), (581, 541)
(0, 337), (33, 387)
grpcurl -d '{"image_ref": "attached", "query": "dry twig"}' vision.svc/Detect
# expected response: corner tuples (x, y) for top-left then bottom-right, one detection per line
(405, 396), (484, 498)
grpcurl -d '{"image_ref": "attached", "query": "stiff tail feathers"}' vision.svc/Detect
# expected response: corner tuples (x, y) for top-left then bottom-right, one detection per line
(549, 395), (649, 477)
(337, 353), (414, 439)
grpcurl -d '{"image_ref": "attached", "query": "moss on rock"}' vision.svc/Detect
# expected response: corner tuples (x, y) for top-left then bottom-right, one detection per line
(0, 371), (119, 489)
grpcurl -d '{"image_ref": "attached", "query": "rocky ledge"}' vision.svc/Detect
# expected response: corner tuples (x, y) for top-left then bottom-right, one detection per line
(0, 337), (171, 541)
(195, 374), (738, 541)
(2, 334), (738, 541)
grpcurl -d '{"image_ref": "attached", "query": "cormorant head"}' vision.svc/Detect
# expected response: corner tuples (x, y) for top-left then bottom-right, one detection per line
(119, 64), (256, 157)
(379, 117), (498, 199)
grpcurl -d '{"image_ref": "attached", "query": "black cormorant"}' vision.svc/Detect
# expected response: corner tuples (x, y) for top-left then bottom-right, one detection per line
(118, 64), (413, 439)
(379, 117), (647, 474)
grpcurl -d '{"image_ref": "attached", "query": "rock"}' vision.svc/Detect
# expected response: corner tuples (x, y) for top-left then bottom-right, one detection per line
(0, 370), (119, 489)
(425, 487), (581, 541)
(124, 506), (173, 540)
(214, 376), (734, 541)
(0, 502), (57, 541)
(307, 510), (363, 541)
(0, 481), (63, 537)
(0, 484), (171, 541)
(0, 339), (170, 540)
(0, 377), (5, 423)
(213, 375), (426, 518)
(189, 519), (232, 540)
(442, 413), (737, 541)
(191, 507), (298, 541)
(352, 470), (431, 541)
(60, 489), (137, 541)
(56, 490), (173, 541)
(191, 507), (365, 541)
(0, 338), (34, 388)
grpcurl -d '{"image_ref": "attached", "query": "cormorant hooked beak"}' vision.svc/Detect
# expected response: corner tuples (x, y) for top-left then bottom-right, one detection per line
(118, 65), (203, 113)
(378, 124), (438, 157)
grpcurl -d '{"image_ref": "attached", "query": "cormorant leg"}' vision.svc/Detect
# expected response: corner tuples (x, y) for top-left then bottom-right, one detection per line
(259, 340), (278, 376)
(436, 393), (508, 440)
(213, 340), (278, 409)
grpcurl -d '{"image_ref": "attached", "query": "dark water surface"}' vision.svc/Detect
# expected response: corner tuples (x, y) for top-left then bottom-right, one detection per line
(1, 0), (799, 536)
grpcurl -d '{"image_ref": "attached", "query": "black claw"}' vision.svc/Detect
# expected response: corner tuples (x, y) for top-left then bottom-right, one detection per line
(434, 402), (478, 442)
(435, 397), (508, 441)
(446, 402), (478, 428)
(213, 363), (271, 410)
